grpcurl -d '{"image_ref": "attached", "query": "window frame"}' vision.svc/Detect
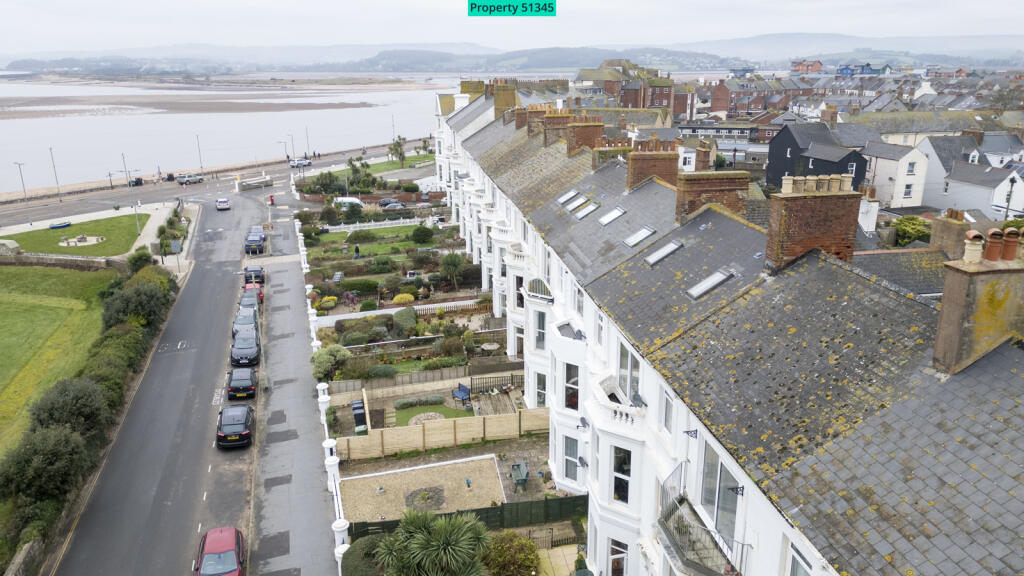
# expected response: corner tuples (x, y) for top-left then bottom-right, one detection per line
(847, 162), (857, 175)
(903, 183), (913, 198)
(564, 363), (579, 411)
(612, 446), (631, 504)
(700, 441), (740, 545)
(661, 389), (674, 432)
(906, 161), (916, 175)
(617, 343), (640, 401)
(564, 435), (579, 482)
(575, 286), (585, 317)
(535, 372), (547, 407)
(535, 310), (546, 351)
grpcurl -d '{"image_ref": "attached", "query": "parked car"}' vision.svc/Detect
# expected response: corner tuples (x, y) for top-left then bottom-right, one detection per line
(243, 265), (266, 285)
(249, 225), (266, 241)
(415, 202), (431, 208)
(243, 282), (264, 302)
(232, 308), (258, 337)
(193, 526), (246, 574)
(244, 234), (265, 255)
(215, 198), (231, 211)
(289, 158), (312, 168)
(226, 368), (257, 399)
(378, 198), (398, 207)
(230, 330), (261, 366)
(128, 177), (144, 187)
(216, 405), (255, 448)
(382, 202), (406, 211)
(178, 173), (204, 185)
(238, 289), (260, 311)
(333, 196), (365, 209)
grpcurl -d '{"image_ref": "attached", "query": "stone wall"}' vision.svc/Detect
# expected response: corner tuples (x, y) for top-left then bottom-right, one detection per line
(0, 252), (126, 272)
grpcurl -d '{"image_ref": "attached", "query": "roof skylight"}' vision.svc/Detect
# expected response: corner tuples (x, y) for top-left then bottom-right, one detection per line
(686, 269), (735, 299)
(644, 240), (682, 266)
(598, 207), (626, 225)
(564, 197), (587, 212)
(575, 203), (599, 219)
(623, 226), (654, 247)
(557, 190), (578, 204)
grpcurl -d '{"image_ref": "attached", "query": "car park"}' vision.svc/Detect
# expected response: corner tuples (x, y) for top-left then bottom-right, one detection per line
(232, 308), (258, 337)
(230, 331), (260, 366)
(178, 173), (204, 185)
(227, 368), (257, 399)
(289, 158), (312, 168)
(243, 265), (265, 285)
(378, 198), (398, 207)
(216, 405), (255, 448)
(215, 198), (231, 211)
(382, 202), (407, 211)
(193, 526), (246, 574)
(244, 234), (265, 255)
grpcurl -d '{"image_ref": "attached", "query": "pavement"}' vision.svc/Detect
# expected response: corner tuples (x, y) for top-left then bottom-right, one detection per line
(537, 544), (582, 576)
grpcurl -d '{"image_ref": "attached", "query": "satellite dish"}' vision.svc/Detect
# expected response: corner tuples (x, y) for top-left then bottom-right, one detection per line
(577, 456), (588, 468)
(631, 393), (647, 408)
(577, 417), (589, 430)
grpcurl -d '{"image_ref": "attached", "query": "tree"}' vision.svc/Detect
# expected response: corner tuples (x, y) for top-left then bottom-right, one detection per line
(30, 378), (111, 450)
(311, 344), (353, 381)
(0, 426), (91, 502)
(321, 204), (339, 225)
(310, 171), (341, 195)
(389, 135), (408, 168)
(440, 253), (465, 291)
(127, 247), (153, 274)
(714, 153), (727, 169)
(893, 215), (931, 247)
(483, 530), (540, 576)
(102, 282), (172, 330)
(375, 510), (489, 576)
(344, 203), (364, 222)
(410, 226), (434, 244)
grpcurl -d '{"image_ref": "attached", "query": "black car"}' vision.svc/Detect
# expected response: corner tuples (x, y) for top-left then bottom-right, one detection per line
(249, 225), (266, 242)
(243, 265), (266, 285)
(239, 288), (260, 311)
(216, 404), (255, 448)
(378, 198), (398, 207)
(232, 308), (258, 337)
(227, 368), (257, 399)
(230, 330), (260, 366)
(244, 234), (265, 255)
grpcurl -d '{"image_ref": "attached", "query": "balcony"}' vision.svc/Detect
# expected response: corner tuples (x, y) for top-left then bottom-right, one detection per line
(490, 222), (515, 245)
(503, 244), (529, 269)
(657, 488), (750, 576)
(585, 376), (645, 441)
(469, 187), (488, 206)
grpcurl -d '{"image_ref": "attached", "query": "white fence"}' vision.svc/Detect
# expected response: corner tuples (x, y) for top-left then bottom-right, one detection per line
(325, 217), (424, 233)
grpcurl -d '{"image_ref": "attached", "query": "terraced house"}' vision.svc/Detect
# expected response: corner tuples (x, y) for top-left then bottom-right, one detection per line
(435, 87), (1024, 576)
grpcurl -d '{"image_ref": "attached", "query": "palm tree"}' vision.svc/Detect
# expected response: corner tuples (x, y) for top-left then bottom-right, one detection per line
(440, 253), (464, 291)
(375, 510), (488, 576)
(389, 135), (408, 168)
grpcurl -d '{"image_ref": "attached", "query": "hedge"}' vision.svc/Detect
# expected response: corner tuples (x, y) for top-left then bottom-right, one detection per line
(393, 306), (417, 336)
(367, 365), (398, 379)
(394, 394), (445, 410)
(341, 278), (380, 294)
(359, 301), (378, 312)
(343, 331), (369, 346)
(346, 230), (376, 244)
(422, 356), (468, 370)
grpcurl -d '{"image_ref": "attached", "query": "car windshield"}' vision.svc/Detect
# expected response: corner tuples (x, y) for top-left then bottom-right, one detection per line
(240, 295), (257, 306)
(199, 551), (238, 575)
(235, 337), (256, 349)
(235, 314), (255, 325)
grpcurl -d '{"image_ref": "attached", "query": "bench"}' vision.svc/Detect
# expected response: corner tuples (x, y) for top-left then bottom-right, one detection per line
(510, 459), (528, 493)
(452, 383), (471, 405)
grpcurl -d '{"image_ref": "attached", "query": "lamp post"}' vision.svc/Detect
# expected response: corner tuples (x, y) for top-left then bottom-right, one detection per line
(106, 171), (115, 189)
(196, 135), (204, 179)
(288, 134), (295, 158)
(49, 147), (61, 202)
(277, 140), (288, 160)
(121, 153), (141, 235)
(13, 162), (26, 201)
(1007, 175), (1018, 221)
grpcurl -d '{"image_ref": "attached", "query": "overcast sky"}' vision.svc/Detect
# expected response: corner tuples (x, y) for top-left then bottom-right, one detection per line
(2, 0), (1016, 54)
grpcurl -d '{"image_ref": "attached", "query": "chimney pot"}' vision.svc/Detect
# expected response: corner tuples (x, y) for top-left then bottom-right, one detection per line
(963, 229), (985, 263)
(1003, 228), (1020, 261)
(983, 228), (1004, 261)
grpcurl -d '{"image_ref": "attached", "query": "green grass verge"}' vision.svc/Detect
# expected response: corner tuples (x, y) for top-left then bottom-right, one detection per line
(395, 403), (472, 427)
(328, 154), (434, 180)
(0, 213), (150, 256)
(0, 267), (118, 456)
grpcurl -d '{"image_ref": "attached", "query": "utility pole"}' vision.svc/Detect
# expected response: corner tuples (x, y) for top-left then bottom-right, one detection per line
(305, 125), (310, 157)
(277, 140), (288, 159)
(122, 153), (141, 235)
(1007, 176), (1018, 221)
(391, 115), (396, 141)
(196, 135), (204, 178)
(13, 162), (26, 201)
(107, 171), (115, 189)
(289, 134), (295, 158)
(49, 147), (61, 202)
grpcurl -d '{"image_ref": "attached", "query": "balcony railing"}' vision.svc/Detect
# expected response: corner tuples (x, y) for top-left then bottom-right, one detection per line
(588, 376), (644, 433)
(490, 223), (515, 244)
(657, 489), (750, 576)
(504, 244), (528, 268)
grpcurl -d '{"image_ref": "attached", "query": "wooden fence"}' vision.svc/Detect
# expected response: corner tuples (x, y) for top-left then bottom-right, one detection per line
(336, 407), (548, 460)
(469, 374), (524, 394)
(349, 493), (588, 542)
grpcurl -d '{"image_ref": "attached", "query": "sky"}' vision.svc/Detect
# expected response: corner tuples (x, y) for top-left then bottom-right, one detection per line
(1, 0), (1017, 54)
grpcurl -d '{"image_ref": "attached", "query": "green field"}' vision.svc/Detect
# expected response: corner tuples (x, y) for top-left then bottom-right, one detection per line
(0, 266), (118, 456)
(0, 213), (150, 256)
(395, 403), (472, 427)
(327, 154), (434, 180)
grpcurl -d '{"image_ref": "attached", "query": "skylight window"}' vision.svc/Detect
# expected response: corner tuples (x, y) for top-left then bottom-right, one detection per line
(644, 240), (683, 266)
(623, 226), (655, 247)
(557, 190), (578, 204)
(564, 197), (587, 212)
(575, 203), (599, 219)
(598, 207), (626, 225)
(687, 269), (735, 299)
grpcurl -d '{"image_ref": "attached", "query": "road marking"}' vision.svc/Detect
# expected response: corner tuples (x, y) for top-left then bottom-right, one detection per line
(217, 228), (224, 232)
(197, 523), (202, 534)
(203, 491), (207, 501)
(212, 389), (224, 407)
(177, 340), (186, 350)
(208, 464), (212, 473)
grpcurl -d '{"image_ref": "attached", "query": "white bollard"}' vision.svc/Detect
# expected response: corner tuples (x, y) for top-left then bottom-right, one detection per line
(335, 543), (349, 576)
(332, 518), (350, 547)
(305, 284), (314, 294)
(322, 438), (337, 459)
(325, 455), (340, 494)
(318, 395), (331, 437)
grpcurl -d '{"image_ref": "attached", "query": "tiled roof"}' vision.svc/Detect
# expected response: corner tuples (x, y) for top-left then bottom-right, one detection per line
(927, 135), (986, 172)
(786, 123), (840, 149)
(850, 248), (948, 296)
(803, 142), (854, 162)
(491, 136), (593, 216)
(462, 116), (515, 158)
(845, 110), (1007, 135)
(979, 132), (1024, 155)
(575, 68), (627, 82)
(581, 108), (665, 128)
(860, 141), (914, 161)
(448, 94), (491, 133)
(834, 123), (883, 148)
(947, 161), (1014, 188)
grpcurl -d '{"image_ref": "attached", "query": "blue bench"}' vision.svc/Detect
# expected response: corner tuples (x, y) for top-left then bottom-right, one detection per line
(452, 383), (471, 405)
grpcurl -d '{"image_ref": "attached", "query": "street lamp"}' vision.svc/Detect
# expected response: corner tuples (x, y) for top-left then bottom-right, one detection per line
(277, 140), (288, 160)
(196, 135), (205, 179)
(288, 134), (295, 158)
(121, 153), (141, 235)
(49, 147), (61, 202)
(107, 171), (115, 190)
(1007, 175), (1018, 221)
(13, 162), (26, 201)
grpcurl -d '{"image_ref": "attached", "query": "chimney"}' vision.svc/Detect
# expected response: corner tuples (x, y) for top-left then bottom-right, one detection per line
(961, 128), (984, 146)
(514, 108), (528, 130)
(618, 115), (627, 130)
(453, 93), (470, 112)
(929, 209), (971, 259)
(676, 171), (750, 219)
(694, 139), (712, 171)
(526, 105), (548, 136)
(591, 137), (633, 170)
(567, 121), (604, 156)
(933, 228), (1024, 374)
(820, 105), (838, 130)
(765, 174), (860, 272)
(542, 111), (572, 147)
(627, 140), (679, 189)
(493, 84), (517, 120)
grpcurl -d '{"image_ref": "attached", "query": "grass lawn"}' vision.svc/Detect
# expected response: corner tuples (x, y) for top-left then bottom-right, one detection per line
(326, 154), (434, 180)
(0, 213), (150, 256)
(395, 403), (472, 427)
(0, 266), (118, 456)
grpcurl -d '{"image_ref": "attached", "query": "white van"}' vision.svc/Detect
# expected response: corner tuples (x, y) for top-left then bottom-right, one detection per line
(333, 196), (365, 208)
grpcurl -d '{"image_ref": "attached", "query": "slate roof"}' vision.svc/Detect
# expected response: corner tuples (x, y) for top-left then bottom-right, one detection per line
(927, 135), (987, 172)
(462, 116), (515, 158)
(850, 249), (948, 296)
(947, 162), (1014, 188)
(491, 136), (594, 216)
(575, 68), (627, 82)
(582, 108), (665, 128)
(437, 94), (455, 116)
(787, 123), (840, 149)
(803, 142), (854, 162)
(861, 141), (914, 161)
(845, 110), (1007, 135)
(834, 123), (883, 149)
(979, 132), (1024, 155)
(855, 227), (879, 251)
(635, 128), (680, 142)
(448, 94), (491, 133)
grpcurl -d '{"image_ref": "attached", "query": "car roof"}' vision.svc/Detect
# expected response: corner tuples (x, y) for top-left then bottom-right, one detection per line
(203, 526), (239, 554)
(244, 283), (261, 290)
(221, 405), (250, 421)
(245, 265), (263, 272)
(235, 308), (256, 319)
(217, 198), (229, 202)
(246, 233), (262, 240)
(231, 368), (253, 378)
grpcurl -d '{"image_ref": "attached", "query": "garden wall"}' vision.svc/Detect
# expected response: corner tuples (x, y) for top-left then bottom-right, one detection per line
(0, 252), (127, 272)
(327, 357), (524, 394)
(336, 407), (548, 460)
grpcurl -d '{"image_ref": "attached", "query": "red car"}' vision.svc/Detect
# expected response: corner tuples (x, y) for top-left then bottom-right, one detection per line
(244, 283), (263, 303)
(193, 526), (246, 575)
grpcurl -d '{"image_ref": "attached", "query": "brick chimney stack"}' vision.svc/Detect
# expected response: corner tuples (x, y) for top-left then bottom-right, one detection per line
(626, 139), (679, 190)
(961, 128), (984, 146)
(765, 174), (860, 272)
(493, 84), (517, 120)
(526, 104), (550, 136)
(514, 108), (528, 130)
(541, 110), (573, 146)
(567, 120), (604, 156)
(821, 105), (838, 130)
(694, 139), (712, 171)
(933, 227), (1024, 374)
(676, 171), (751, 220)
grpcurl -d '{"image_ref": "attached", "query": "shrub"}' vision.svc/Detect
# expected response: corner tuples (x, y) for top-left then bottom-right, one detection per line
(30, 378), (111, 451)
(575, 553), (588, 571)
(393, 293), (415, 305)
(301, 225), (321, 243)
(317, 327), (339, 345)
(341, 533), (384, 576)
(476, 293), (492, 304)
(422, 356), (467, 370)
(441, 336), (464, 356)
(893, 215), (931, 247)
(127, 247), (154, 274)
(368, 365), (398, 379)
(368, 326), (391, 342)
(294, 210), (317, 225)
(462, 330), (475, 350)
(319, 296), (338, 310)
(1002, 218), (1024, 231)
(311, 344), (353, 381)
(93, 322), (148, 370)
(79, 350), (133, 408)
(0, 427), (91, 502)
(399, 285), (418, 297)
(347, 229), (376, 244)
(359, 300), (378, 312)
(341, 278), (380, 294)
(101, 282), (172, 330)
(402, 183), (419, 193)
(124, 265), (177, 296)
(379, 275), (402, 295)
(343, 331), (369, 346)
(412, 251), (436, 268)
(393, 394), (446, 410)
(320, 204), (339, 225)
(393, 306), (418, 336)
(460, 263), (482, 287)
(483, 530), (540, 576)
(343, 203), (363, 222)
(410, 226), (434, 244)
